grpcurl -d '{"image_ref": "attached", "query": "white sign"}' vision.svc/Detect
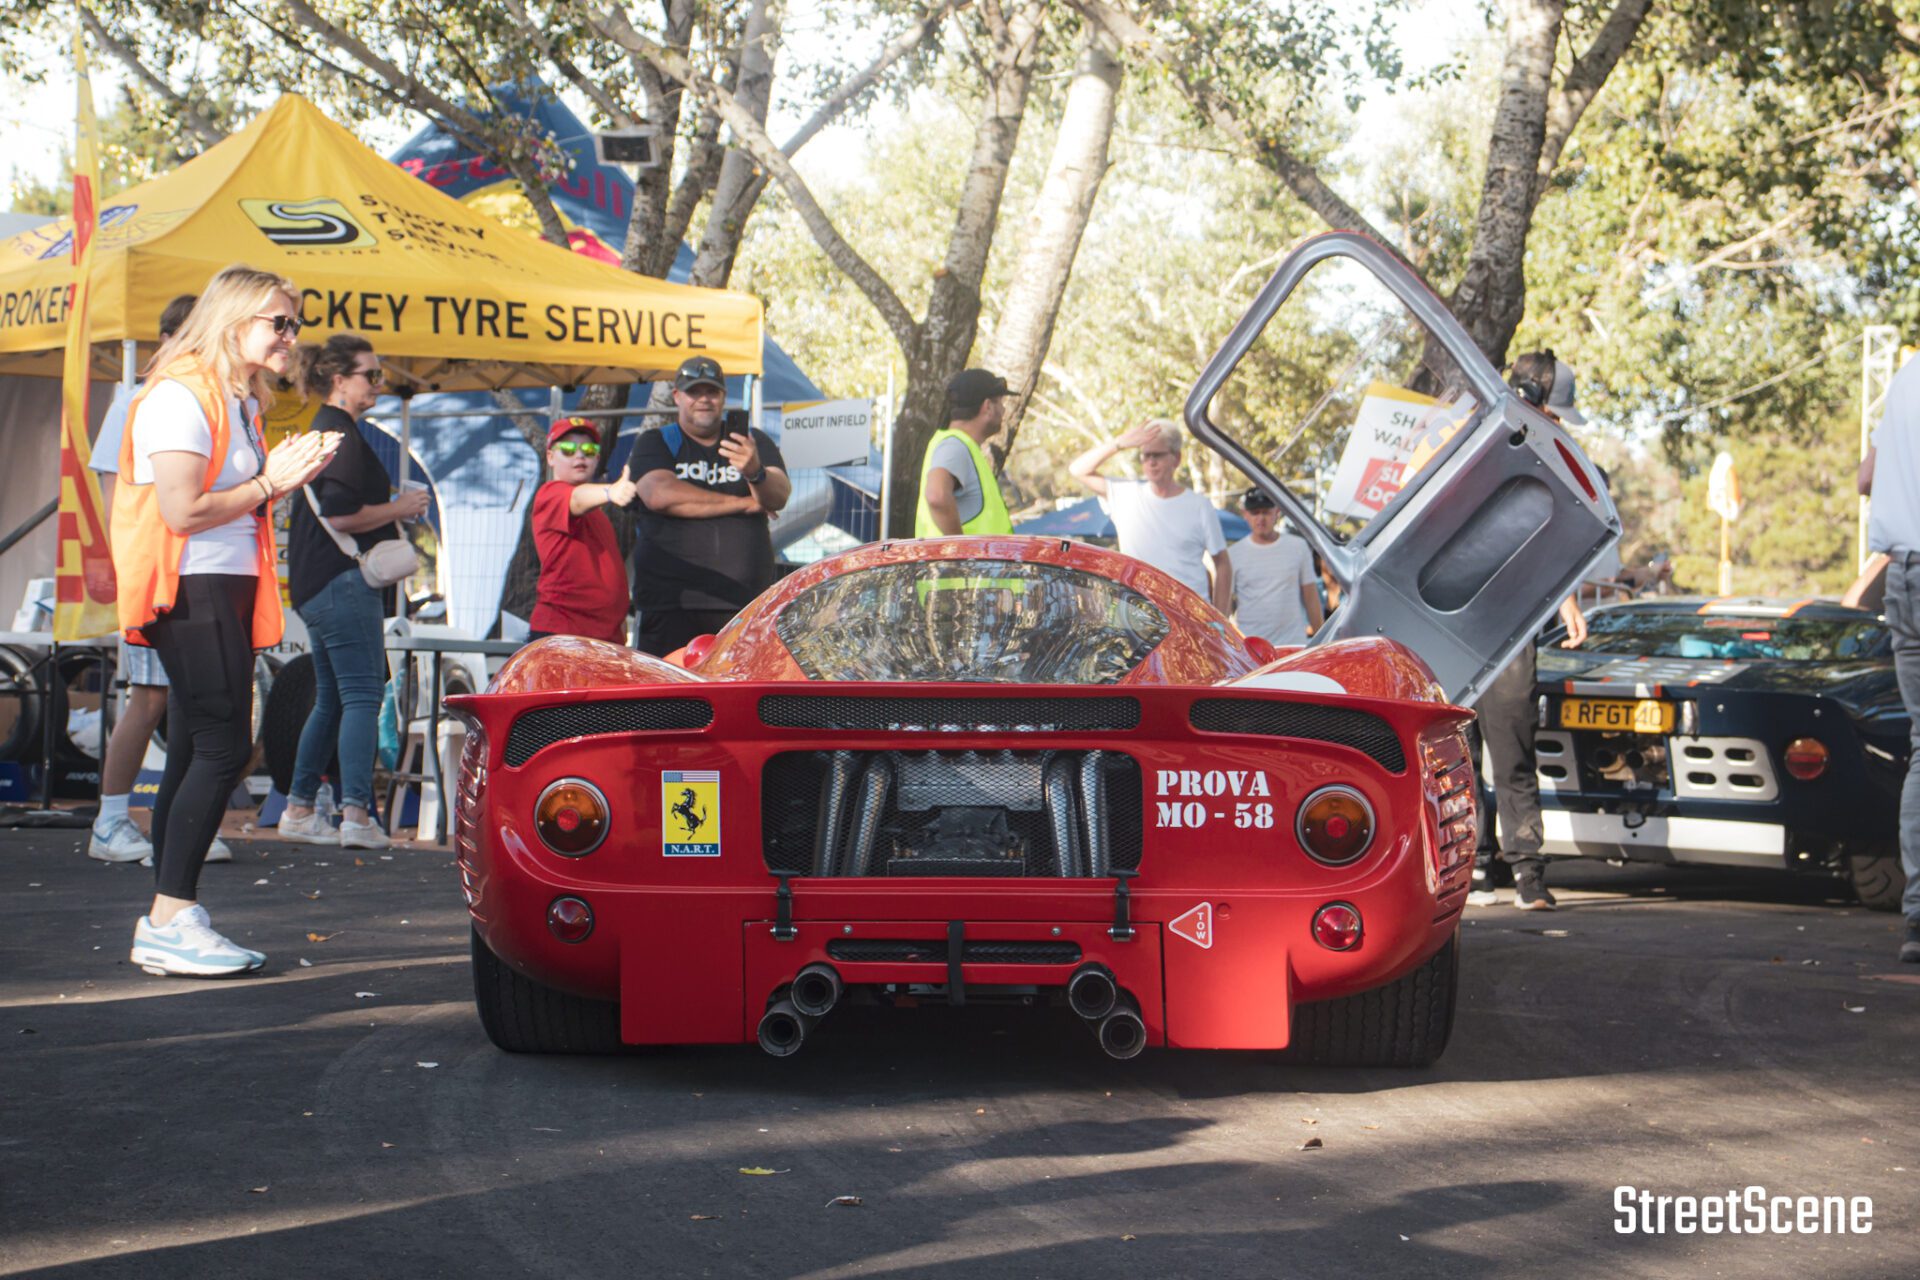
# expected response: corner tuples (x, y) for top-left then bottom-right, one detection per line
(779, 398), (873, 471)
(1323, 381), (1439, 520)
(1707, 451), (1741, 522)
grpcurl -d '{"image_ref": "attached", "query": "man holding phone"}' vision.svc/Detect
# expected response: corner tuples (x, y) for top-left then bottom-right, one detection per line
(623, 356), (790, 656)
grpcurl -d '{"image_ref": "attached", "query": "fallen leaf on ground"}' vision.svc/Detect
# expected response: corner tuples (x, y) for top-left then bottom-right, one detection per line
(739, 1167), (787, 1176)
(381, 1142), (395, 1149)
(1300, 1117), (1319, 1125)
(249, 1186), (269, 1194)
(298, 959), (312, 968)
(303, 891), (322, 900)
(690, 1214), (719, 1221)
(306, 932), (341, 942)
(825, 1196), (863, 1208)
(354, 992), (378, 999)
(1299, 1137), (1324, 1150)
(417, 1062), (439, 1069)
(354, 858), (365, 866)
(1121, 1233), (1137, 1241)
(1843, 1004), (1866, 1013)
(1363, 1124), (1381, 1131)
(253, 879), (269, 886)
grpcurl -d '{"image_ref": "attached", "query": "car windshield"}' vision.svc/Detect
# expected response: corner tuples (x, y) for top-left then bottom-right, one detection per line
(776, 559), (1170, 683)
(1577, 610), (1889, 661)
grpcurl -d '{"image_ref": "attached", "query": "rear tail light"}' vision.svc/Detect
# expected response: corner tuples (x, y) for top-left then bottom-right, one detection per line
(535, 778), (610, 856)
(1312, 902), (1363, 951)
(1296, 786), (1375, 865)
(548, 896), (595, 942)
(1783, 738), (1828, 781)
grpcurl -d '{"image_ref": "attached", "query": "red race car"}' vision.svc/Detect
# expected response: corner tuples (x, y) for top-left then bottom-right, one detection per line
(448, 233), (1619, 1066)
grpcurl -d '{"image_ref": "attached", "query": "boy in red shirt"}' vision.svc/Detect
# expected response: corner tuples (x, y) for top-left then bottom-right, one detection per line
(530, 417), (638, 642)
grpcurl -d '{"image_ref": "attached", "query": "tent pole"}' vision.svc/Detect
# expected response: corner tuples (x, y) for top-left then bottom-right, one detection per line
(396, 393), (413, 490)
(120, 338), (136, 388)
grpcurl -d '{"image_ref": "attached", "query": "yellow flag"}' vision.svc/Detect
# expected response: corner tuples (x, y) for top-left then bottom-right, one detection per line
(54, 12), (118, 640)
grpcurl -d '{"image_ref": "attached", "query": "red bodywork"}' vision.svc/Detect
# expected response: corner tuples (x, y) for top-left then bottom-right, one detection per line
(448, 536), (1475, 1051)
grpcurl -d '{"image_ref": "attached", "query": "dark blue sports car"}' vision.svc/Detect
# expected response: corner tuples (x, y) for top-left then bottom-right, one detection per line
(1528, 597), (1908, 909)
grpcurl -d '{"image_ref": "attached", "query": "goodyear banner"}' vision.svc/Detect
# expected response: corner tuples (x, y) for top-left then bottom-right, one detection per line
(53, 15), (117, 641)
(0, 95), (763, 389)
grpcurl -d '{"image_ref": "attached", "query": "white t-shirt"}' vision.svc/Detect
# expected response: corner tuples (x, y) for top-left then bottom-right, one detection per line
(89, 383), (136, 476)
(1869, 354), (1920, 553)
(1230, 532), (1317, 645)
(131, 379), (264, 577)
(1101, 478), (1227, 600)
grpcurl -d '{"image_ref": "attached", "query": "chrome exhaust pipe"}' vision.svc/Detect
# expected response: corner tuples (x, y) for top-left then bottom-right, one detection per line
(756, 999), (816, 1057)
(1097, 997), (1146, 1060)
(789, 963), (843, 1018)
(1067, 964), (1118, 1021)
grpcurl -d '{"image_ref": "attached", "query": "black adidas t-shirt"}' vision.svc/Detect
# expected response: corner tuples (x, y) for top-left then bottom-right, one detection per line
(624, 422), (785, 612)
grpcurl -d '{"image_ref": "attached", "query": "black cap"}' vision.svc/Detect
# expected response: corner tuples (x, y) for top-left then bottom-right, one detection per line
(947, 368), (1010, 417)
(1241, 486), (1278, 510)
(674, 356), (725, 392)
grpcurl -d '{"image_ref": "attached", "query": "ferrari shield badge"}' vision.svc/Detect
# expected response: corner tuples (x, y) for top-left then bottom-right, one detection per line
(661, 770), (721, 857)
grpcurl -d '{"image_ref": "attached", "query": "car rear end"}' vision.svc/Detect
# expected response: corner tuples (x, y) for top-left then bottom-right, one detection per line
(449, 680), (1474, 1056)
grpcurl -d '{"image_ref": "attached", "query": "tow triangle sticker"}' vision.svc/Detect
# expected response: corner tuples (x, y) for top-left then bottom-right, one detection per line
(1170, 902), (1213, 949)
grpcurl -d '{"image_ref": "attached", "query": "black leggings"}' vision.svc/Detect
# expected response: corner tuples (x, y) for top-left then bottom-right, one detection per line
(143, 574), (258, 901)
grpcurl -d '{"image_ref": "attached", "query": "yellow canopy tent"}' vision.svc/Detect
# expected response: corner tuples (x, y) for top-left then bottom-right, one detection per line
(0, 94), (763, 390)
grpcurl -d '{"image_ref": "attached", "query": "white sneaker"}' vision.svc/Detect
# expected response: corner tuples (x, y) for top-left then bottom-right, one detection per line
(278, 808), (338, 844)
(130, 903), (263, 977)
(89, 817), (153, 864)
(338, 818), (391, 850)
(1466, 887), (1499, 907)
(205, 837), (234, 864)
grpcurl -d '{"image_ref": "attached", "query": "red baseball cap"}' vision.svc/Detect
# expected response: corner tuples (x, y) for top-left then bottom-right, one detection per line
(547, 416), (597, 448)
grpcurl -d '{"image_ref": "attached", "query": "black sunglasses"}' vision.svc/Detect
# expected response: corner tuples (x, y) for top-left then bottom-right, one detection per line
(256, 313), (304, 337)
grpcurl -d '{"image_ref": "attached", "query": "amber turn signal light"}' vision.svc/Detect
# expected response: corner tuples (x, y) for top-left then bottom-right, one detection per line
(1296, 785), (1375, 865)
(535, 778), (610, 856)
(1782, 738), (1828, 781)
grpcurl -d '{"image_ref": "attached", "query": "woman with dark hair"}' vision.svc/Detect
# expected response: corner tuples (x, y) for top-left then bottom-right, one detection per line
(278, 334), (429, 850)
(114, 264), (338, 977)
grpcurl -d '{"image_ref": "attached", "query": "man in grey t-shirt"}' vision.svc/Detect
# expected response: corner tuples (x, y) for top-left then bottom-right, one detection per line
(1860, 352), (1920, 962)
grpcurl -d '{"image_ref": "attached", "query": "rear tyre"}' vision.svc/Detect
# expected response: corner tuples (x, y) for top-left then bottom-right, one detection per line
(1846, 845), (1907, 913)
(470, 927), (622, 1054)
(0, 644), (46, 764)
(1280, 934), (1459, 1068)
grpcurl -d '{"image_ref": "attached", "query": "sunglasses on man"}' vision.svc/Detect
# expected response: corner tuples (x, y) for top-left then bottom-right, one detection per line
(552, 440), (601, 458)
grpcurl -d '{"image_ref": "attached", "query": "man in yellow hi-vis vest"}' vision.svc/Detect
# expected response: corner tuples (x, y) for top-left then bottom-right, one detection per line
(915, 368), (1014, 537)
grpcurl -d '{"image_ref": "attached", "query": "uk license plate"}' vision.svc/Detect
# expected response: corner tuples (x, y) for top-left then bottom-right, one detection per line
(1559, 697), (1673, 734)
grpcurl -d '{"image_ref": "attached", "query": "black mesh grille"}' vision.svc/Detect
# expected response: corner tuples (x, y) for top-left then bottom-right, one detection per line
(759, 695), (1139, 733)
(503, 698), (713, 767)
(1189, 699), (1406, 773)
(827, 939), (1083, 965)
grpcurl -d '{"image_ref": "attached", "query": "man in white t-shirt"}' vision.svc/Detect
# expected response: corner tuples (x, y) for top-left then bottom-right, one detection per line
(83, 295), (233, 867)
(1228, 487), (1322, 646)
(1069, 419), (1232, 610)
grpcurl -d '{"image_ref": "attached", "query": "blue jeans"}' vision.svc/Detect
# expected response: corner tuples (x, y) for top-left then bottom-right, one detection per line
(1882, 559), (1920, 924)
(290, 567), (386, 811)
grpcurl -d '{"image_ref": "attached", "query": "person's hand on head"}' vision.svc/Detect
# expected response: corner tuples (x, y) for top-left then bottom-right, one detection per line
(717, 430), (762, 478)
(607, 473), (639, 507)
(1115, 423), (1156, 450)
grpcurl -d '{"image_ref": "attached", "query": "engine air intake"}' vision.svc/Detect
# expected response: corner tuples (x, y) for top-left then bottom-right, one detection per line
(759, 694), (1140, 733)
(1189, 698), (1406, 773)
(503, 698), (714, 767)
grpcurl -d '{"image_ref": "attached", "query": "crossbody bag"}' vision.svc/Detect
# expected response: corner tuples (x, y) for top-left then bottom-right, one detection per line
(304, 486), (419, 589)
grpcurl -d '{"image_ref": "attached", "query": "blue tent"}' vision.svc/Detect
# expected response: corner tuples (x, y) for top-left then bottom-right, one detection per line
(1016, 496), (1251, 542)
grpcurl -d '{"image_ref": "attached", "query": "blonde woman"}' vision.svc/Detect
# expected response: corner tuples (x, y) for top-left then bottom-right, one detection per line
(112, 265), (339, 978)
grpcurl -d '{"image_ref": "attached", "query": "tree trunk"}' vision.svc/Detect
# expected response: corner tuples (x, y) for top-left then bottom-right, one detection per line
(692, 0), (784, 287)
(881, 0), (1046, 536)
(1446, 0), (1564, 366)
(986, 22), (1122, 468)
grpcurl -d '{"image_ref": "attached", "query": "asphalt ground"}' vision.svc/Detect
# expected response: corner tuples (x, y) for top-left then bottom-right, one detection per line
(1, 828), (1915, 1279)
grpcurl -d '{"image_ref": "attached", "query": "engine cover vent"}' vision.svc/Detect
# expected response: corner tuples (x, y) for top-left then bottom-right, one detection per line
(503, 698), (713, 767)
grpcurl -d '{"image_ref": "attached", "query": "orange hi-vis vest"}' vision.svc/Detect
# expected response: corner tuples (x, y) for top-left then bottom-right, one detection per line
(111, 356), (284, 649)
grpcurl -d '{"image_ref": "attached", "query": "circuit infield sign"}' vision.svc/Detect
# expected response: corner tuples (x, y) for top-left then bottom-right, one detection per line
(0, 95), (763, 389)
(778, 398), (873, 470)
